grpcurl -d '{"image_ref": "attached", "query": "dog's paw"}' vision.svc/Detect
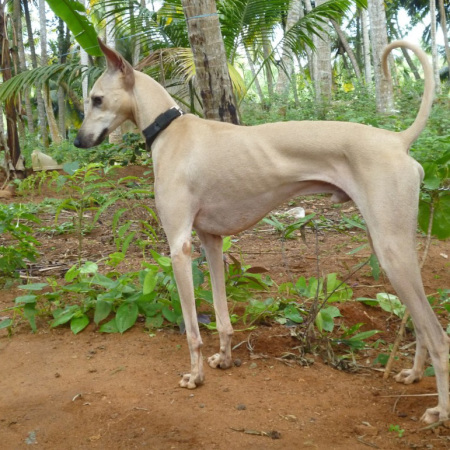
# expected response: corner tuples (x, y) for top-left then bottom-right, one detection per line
(394, 368), (422, 385)
(179, 373), (203, 389)
(207, 353), (232, 369)
(421, 406), (449, 424)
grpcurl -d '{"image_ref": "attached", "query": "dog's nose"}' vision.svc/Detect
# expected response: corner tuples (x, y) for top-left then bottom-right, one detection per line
(73, 136), (81, 148)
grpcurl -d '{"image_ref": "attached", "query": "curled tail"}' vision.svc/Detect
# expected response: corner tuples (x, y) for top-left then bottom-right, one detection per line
(382, 40), (435, 148)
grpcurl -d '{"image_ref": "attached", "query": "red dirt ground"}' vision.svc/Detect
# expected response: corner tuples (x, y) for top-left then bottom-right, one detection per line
(1, 165), (449, 449)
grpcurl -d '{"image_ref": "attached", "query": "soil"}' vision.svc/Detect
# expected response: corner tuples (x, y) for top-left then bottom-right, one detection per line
(1, 165), (449, 449)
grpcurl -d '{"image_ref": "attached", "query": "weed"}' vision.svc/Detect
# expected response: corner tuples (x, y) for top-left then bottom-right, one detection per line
(0, 204), (41, 279)
(388, 424), (405, 438)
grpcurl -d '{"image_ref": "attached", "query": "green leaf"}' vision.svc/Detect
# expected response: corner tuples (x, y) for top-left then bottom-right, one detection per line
(222, 236), (232, 252)
(51, 306), (80, 327)
(15, 295), (37, 304)
(162, 306), (178, 323)
(283, 304), (303, 323)
(18, 283), (48, 291)
(121, 231), (137, 254)
(376, 293), (405, 317)
(115, 302), (139, 334)
(106, 251), (125, 267)
(99, 318), (119, 333)
(62, 161), (80, 175)
(70, 314), (90, 334)
(138, 300), (161, 317)
(65, 265), (80, 282)
(80, 261), (98, 274)
(348, 330), (380, 342)
(143, 268), (158, 295)
(94, 300), (113, 324)
(0, 318), (13, 330)
(421, 162), (441, 190)
(90, 274), (118, 289)
(145, 315), (164, 329)
(45, 0), (102, 56)
(369, 254), (380, 281)
(315, 311), (324, 333)
(23, 303), (37, 333)
(419, 192), (450, 240)
(373, 353), (389, 366)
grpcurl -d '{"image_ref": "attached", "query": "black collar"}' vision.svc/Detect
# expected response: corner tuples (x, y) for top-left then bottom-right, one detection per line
(142, 106), (184, 148)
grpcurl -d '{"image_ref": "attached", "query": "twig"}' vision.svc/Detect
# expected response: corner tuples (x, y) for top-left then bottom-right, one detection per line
(355, 437), (379, 448)
(381, 393), (438, 398)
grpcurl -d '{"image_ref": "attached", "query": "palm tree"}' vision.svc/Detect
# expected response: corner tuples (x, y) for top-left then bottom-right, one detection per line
(180, 0), (239, 123)
(13, 0), (34, 134)
(0, 0), (22, 172)
(367, 0), (394, 113)
(23, 0), (49, 145)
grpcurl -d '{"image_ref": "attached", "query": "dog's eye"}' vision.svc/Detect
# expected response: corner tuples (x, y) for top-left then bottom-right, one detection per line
(92, 96), (103, 107)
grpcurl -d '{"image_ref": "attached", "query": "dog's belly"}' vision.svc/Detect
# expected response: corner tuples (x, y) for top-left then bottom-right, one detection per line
(193, 180), (348, 236)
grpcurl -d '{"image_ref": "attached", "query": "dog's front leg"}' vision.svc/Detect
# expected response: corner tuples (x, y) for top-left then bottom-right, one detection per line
(170, 236), (205, 389)
(197, 231), (234, 369)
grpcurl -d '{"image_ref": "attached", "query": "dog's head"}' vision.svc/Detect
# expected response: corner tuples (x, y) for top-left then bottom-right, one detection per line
(74, 39), (135, 148)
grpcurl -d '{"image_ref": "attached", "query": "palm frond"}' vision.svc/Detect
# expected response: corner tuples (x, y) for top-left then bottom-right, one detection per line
(137, 47), (246, 100)
(0, 64), (103, 102)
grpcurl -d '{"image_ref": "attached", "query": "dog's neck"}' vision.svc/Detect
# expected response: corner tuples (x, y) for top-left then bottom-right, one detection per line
(131, 71), (180, 135)
(142, 106), (184, 148)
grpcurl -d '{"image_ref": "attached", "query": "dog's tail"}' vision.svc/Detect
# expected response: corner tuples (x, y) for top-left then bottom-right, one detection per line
(382, 40), (435, 148)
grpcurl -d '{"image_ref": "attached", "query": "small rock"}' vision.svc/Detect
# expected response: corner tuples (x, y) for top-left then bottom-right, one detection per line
(354, 422), (378, 436)
(234, 359), (242, 367)
(236, 404), (246, 411)
(249, 362), (258, 369)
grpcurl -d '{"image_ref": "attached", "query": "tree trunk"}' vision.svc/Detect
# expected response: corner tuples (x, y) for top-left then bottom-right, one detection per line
(429, 0), (441, 94)
(57, 18), (66, 138)
(437, 0), (450, 72)
(0, 5), (22, 170)
(23, 0), (48, 146)
(331, 20), (362, 80)
(361, 8), (372, 86)
(245, 46), (265, 104)
(391, 27), (421, 80)
(106, 3), (123, 143)
(60, 81), (84, 114)
(367, 0), (394, 113)
(14, 0), (34, 134)
(303, 0), (315, 82)
(275, 0), (302, 96)
(39, 0), (61, 144)
(181, 0), (239, 124)
(261, 27), (274, 103)
(314, 0), (332, 105)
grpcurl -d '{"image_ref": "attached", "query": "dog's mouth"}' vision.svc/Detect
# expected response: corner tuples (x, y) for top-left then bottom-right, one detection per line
(74, 128), (109, 149)
(92, 128), (109, 146)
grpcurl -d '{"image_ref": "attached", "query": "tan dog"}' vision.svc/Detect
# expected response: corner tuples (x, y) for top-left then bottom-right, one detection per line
(75, 39), (449, 424)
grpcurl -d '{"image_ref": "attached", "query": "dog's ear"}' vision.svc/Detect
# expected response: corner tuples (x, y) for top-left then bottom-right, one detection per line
(97, 38), (135, 90)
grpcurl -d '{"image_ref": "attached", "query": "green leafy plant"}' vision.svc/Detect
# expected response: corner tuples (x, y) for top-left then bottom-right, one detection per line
(418, 149), (450, 240)
(262, 213), (315, 240)
(388, 424), (405, 438)
(0, 204), (41, 278)
(357, 293), (406, 319)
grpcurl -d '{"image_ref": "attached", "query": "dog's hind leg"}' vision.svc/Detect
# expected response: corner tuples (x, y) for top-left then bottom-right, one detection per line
(358, 179), (449, 423)
(374, 236), (449, 423)
(197, 231), (234, 369)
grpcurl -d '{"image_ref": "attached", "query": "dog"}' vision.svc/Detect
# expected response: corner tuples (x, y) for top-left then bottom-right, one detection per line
(74, 38), (449, 424)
